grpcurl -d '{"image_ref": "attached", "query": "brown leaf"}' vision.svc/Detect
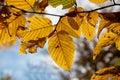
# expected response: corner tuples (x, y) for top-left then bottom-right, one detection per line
(37, 0), (48, 12)
(67, 16), (79, 30)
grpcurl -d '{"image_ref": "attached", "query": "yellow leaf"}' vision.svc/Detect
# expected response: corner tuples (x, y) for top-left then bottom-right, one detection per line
(115, 37), (120, 50)
(35, 0), (48, 12)
(19, 43), (27, 54)
(80, 12), (98, 40)
(21, 16), (53, 42)
(97, 19), (111, 38)
(110, 23), (120, 35)
(57, 16), (81, 38)
(67, 16), (79, 30)
(80, 21), (96, 40)
(0, 13), (26, 44)
(28, 46), (37, 53)
(93, 31), (118, 60)
(37, 38), (46, 48)
(89, 0), (107, 4)
(87, 12), (99, 26)
(48, 31), (75, 71)
(5, 0), (36, 11)
(91, 66), (120, 80)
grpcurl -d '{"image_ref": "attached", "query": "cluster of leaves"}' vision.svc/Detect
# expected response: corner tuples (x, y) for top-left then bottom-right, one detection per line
(0, 0), (120, 74)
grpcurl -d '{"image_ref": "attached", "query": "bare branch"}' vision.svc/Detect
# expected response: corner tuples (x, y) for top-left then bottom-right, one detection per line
(2, 3), (120, 17)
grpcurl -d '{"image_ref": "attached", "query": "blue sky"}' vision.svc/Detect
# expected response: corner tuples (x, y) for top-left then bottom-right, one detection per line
(0, 44), (61, 80)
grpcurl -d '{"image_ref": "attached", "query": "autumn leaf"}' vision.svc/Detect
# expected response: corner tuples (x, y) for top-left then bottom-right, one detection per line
(28, 46), (37, 53)
(91, 66), (120, 80)
(115, 37), (120, 50)
(21, 16), (53, 42)
(5, 0), (37, 11)
(37, 37), (46, 48)
(89, 0), (107, 4)
(48, 31), (75, 71)
(48, 0), (76, 9)
(19, 43), (27, 54)
(98, 13), (120, 37)
(93, 31), (118, 60)
(67, 16), (79, 30)
(110, 23), (120, 35)
(80, 12), (98, 40)
(97, 19), (111, 38)
(57, 16), (81, 38)
(0, 13), (26, 44)
(19, 37), (46, 54)
(36, 0), (48, 12)
(80, 21), (96, 40)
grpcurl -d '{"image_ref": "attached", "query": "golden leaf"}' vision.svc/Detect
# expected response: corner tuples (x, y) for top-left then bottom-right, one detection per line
(57, 16), (81, 38)
(48, 31), (75, 71)
(67, 16), (79, 30)
(98, 12), (120, 37)
(97, 19), (111, 38)
(28, 46), (37, 53)
(80, 12), (98, 40)
(5, 0), (36, 11)
(89, 0), (107, 4)
(93, 31), (118, 60)
(19, 43), (27, 54)
(115, 37), (120, 50)
(21, 16), (53, 42)
(87, 12), (99, 26)
(110, 23), (120, 35)
(36, 0), (48, 12)
(91, 66), (120, 80)
(37, 38), (46, 48)
(0, 13), (26, 44)
(80, 21), (96, 40)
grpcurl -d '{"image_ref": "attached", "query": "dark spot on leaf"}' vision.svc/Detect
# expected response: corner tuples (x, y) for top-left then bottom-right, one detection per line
(55, 45), (59, 48)
(108, 36), (110, 38)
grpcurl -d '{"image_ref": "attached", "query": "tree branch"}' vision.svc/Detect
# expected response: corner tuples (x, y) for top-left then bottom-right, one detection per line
(3, 3), (120, 17)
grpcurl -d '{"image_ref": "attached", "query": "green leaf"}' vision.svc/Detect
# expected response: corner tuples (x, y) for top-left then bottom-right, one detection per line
(48, 0), (76, 9)
(114, 58), (120, 67)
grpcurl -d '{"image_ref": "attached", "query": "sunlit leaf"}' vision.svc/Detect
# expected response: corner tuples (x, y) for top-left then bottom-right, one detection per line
(80, 12), (98, 40)
(5, 0), (37, 11)
(57, 16), (81, 38)
(97, 19), (111, 38)
(21, 16), (53, 42)
(80, 21), (96, 40)
(35, 0), (48, 12)
(87, 12), (99, 26)
(115, 37), (120, 50)
(0, 13), (26, 44)
(19, 43), (27, 54)
(93, 31), (118, 60)
(48, 31), (75, 71)
(67, 16), (79, 30)
(91, 66), (120, 80)
(48, 0), (76, 9)
(89, 0), (107, 4)
(110, 23), (120, 35)
(37, 37), (46, 48)
(28, 46), (37, 53)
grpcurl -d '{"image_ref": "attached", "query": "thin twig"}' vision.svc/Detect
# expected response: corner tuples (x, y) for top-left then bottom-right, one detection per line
(2, 3), (120, 17)
(113, 0), (116, 5)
